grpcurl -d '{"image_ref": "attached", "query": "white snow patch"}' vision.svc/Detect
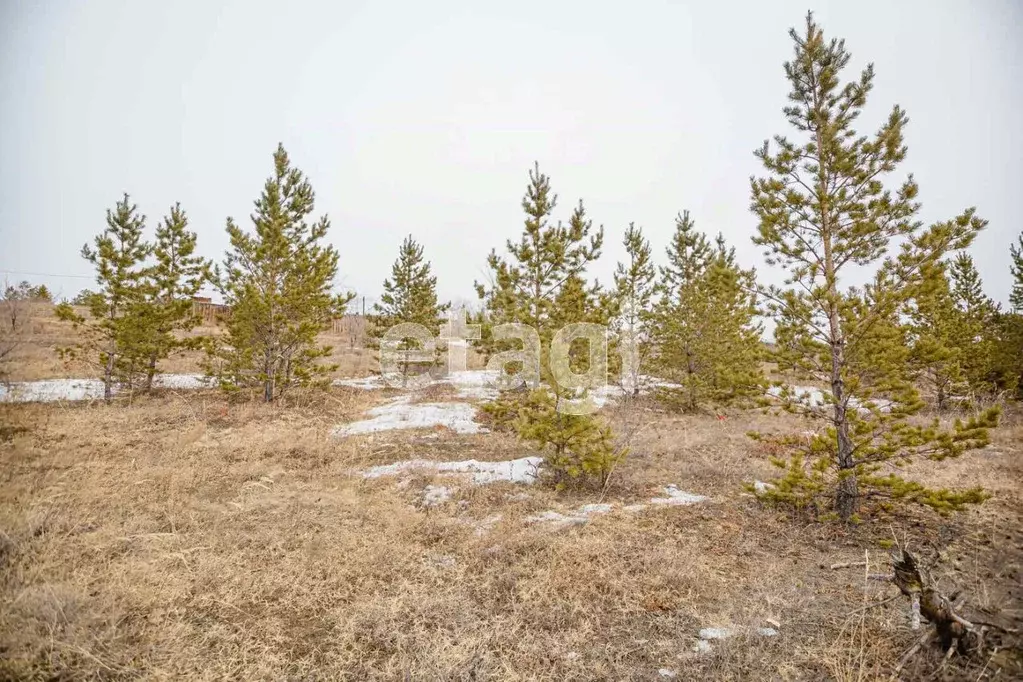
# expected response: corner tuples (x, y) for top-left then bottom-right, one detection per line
(530, 487), (707, 525)
(524, 510), (590, 527)
(0, 374), (211, 403)
(526, 502), (614, 527)
(699, 627), (735, 640)
(441, 369), (502, 400)
(694, 625), (779, 653)
(767, 384), (892, 413)
(422, 485), (452, 507)
(333, 369), (502, 400)
(649, 485), (708, 506)
(753, 480), (775, 495)
(334, 396), (484, 435)
(333, 376), (386, 390)
(658, 669), (678, 679)
(470, 514), (503, 536)
(361, 455), (543, 485)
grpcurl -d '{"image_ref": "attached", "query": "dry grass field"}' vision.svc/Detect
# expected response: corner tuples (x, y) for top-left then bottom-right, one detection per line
(1, 307), (1021, 680)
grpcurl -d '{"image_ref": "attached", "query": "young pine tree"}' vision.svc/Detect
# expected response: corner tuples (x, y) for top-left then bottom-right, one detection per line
(749, 13), (998, 521)
(612, 224), (656, 393)
(906, 262), (965, 410)
(370, 235), (450, 383)
(475, 163), (620, 488)
(1008, 232), (1023, 313)
(475, 162), (605, 385)
(132, 203), (212, 390)
(949, 253), (998, 396)
(55, 194), (151, 400)
(514, 387), (625, 490)
(650, 212), (763, 412)
(212, 144), (352, 402)
(991, 234), (1023, 397)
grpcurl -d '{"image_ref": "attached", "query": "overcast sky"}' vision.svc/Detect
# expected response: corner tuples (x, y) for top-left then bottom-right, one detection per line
(1, 0), (1020, 310)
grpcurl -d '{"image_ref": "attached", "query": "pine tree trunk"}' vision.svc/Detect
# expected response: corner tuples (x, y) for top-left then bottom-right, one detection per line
(686, 350), (697, 412)
(937, 381), (947, 412)
(103, 347), (115, 402)
(264, 349), (275, 403)
(145, 354), (157, 392)
(816, 120), (858, 522)
(831, 347), (857, 522)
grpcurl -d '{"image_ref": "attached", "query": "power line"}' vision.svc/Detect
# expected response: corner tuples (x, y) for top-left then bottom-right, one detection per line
(0, 268), (93, 279)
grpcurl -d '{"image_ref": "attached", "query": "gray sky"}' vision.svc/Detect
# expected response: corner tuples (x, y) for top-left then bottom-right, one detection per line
(1, 0), (1021, 309)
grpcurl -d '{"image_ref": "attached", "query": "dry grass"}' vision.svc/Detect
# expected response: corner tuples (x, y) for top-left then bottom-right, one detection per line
(1, 387), (1020, 680)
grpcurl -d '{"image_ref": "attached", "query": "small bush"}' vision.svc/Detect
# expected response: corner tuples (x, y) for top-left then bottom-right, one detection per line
(513, 388), (625, 489)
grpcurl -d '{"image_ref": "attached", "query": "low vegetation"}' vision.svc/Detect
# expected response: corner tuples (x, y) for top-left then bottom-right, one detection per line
(1, 10), (1022, 680)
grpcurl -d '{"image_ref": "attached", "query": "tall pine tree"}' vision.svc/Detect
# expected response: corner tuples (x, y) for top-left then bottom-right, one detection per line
(370, 235), (450, 383)
(212, 144), (352, 402)
(750, 13), (998, 521)
(56, 194), (151, 400)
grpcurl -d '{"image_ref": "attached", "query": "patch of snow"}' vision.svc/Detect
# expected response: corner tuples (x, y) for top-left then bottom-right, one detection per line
(529, 487), (707, 526)
(658, 669), (678, 679)
(470, 514), (503, 536)
(333, 376), (386, 390)
(767, 384), (892, 413)
(649, 485), (708, 506)
(694, 625), (778, 652)
(753, 480), (775, 495)
(441, 369), (502, 400)
(699, 627), (735, 640)
(0, 374), (211, 403)
(422, 485), (452, 507)
(0, 378), (105, 402)
(360, 455), (544, 485)
(526, 502), (613, 527)
(151, 374), (210, 390)
(334, 396), (484, 435)
(524, 510), (590, 527)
